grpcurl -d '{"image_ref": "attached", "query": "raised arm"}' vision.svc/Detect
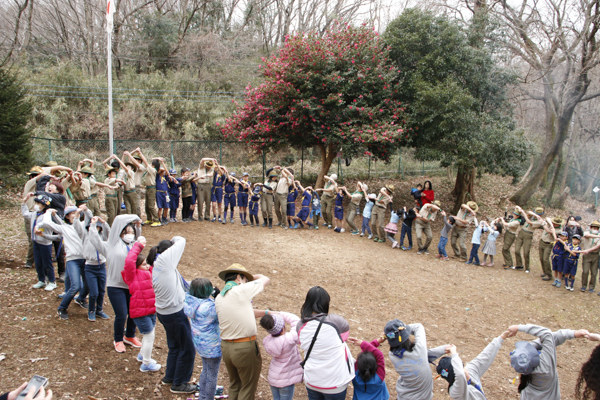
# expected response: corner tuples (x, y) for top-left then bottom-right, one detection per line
(122, 240), (145, 286)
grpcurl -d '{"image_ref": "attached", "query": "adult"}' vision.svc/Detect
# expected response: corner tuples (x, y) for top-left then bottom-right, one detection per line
(581, 221), (600, 293)
(450, 201), (478, 260)
(132, 150), (159, 226)
(103, 167), (122, 226)
(90, 214), (142, 353)
(197, 158), (217, 220)
(215, 264), (271, 400)
(370, 185), (394, 243)
(296, 286), (354, 400)
(319, 174), (338, 229)
(122, 152), (142, 218)
(421, 181), (434, 205)
(128, 149), (148, 211)
(149, 236), (196, 394)
(261, 169), (278, 228)
(78, 162), (101, 216)
(23, 166), (44, 268)
(274, 167), (293, 228)
(576, 333), (600, 400)
(415, 200), (441, 255)
(539, 217), (562, 282)
(513, 206), (543, 273)
(345, 181), (367, 235)
(565, 216), (584, 243)
(499, 208), (523, 269)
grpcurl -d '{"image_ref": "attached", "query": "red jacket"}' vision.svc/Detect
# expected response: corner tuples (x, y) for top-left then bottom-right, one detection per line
(122, 242), (156, 318)
(421, 190), (435, 205)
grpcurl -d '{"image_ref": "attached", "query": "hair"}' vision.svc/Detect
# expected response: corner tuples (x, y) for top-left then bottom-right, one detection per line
(423, 181), (433, 191)
(356, 351), (377, 391)
(151, 159), (160, 170)
(181, 167), (190, 174)
(120, 223), (135, 236)
(567, 216), (576, 223)
(288, 168), (294, 175)
(224, 272), (241, 282)
(146, 239), (174, 266)
(416, 183), (423, 189)
(390, 336), (416, 355)
(518, 374), (532, 394)
(260, 314), (275, 331)
(110, 160), (120, 169)
(189, 278), (214, 299)
(300, 286), (330, 321)
(49, 179), (64, 194)
(576, 344), (600, 400)
(495, 223), (503, 234)
(136, 253), (146, 268)
(449, 216), (455, 225)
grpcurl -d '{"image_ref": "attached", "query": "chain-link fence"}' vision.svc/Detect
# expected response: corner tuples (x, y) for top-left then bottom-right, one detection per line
(32, 137), (446, 184)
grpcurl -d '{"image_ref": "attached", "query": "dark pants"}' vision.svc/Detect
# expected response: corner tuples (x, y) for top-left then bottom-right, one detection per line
(85, 263), (106, 314)
(158, 309), (196, 386)
(169, 196), (180, 219)
(24, 218), (34, 265)
(306, 387), (347, 400)
(53, 239), (65, 276)
(400, 224), (412, 247)
(33, 241), (55, 283)
(182, 196), (192, 220)
(107, 287), (137, 342)
(468, 243), (481, 264)
(59, 259), (88, 311)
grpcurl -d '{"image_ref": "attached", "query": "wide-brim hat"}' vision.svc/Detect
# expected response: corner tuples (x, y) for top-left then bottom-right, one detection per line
(218, 263), (254, 282)
(384, 319), (411, 347)
(132, 154), (142, 160)
(205, 160), (215, 167)
(466, 201), (478, 212)
(591, 220), (600, 228)
(105, 167), (117, 175)
(511, 341), (540, 375)
(534, 207), (545, 215)
(385, 184), (395, 193)
(432, 200), (441, 207)
(80, 166), (93, 174)
(269, 171), (279, 177)
(56, 171), (67, 179)
(513, 208), (522, 216)
(42, 161), (58, 167)
(125, 162), (136, 168)
(552, 217), (564, 226)
(27, 166), (43, 176)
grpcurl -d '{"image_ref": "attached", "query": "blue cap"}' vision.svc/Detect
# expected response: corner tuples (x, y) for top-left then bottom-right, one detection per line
(559, 231), (569, 237)
(511, 341), (540, 375)
(64, 206), (78, 216)
(230, 172), (236, 177)
(243, 172), (249, 176)
(384, 319), (412, 347)
(169, 169), (177, 175)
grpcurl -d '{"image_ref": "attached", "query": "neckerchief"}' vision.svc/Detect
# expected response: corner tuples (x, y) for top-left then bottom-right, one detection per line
(221, 281), (239, 296)
(468, 379), (485, 397)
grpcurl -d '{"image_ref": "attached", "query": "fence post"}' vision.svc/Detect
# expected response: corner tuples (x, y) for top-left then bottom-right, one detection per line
(368, 156), (371, 180)
(170, 141), (175, 169)
(48, 139), (53, 161)
(301, 146), (304, 183)
(219, 142), (223, 164)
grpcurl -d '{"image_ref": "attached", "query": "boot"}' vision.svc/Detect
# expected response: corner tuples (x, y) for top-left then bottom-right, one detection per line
(262, 218), (267, 227)
(268, 218), (273, 229)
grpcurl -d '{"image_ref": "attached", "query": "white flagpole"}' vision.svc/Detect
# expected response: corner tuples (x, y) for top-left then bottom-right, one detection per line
(106, 0), (115, 156)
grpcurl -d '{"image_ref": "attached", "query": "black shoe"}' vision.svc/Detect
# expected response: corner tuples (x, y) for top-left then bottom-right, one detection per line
(170, 383), (197, 394)
(161, 377), (173, 386)
(58, 273), (65, 283)
(268, 218), (273, 229)
(542, 276), (552, 281)
(262, 219), (267, 227)
(57, 309), (69, 320)
(203, 217), (208, 221)
(513, 266), (524, 270)
(74, 298), (88, 309)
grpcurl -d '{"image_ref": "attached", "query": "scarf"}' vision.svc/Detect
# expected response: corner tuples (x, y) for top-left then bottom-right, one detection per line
(221, 281), (238, 296)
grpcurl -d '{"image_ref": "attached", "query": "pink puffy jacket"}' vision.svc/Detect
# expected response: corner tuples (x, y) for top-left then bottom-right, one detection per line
(122, 242), (156, 318)
(262, 312), (304, 388)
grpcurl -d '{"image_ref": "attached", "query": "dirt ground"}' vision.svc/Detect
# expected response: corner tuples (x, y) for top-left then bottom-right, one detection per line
(1, 175), (600, 400)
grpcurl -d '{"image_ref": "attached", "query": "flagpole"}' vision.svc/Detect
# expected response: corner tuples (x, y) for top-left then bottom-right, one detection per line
(106, 0), (115, 156)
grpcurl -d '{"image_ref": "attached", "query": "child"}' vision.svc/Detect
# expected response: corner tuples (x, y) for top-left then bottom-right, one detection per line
(400, 207), (417, 251)
(564, 234), (581, 291)
(184, 278), (222, 400)
(411, 184), (423, 207)
(190, 176), (198, 221)
(155, 159), (170, 225)
(122, 236), (161, 372)
(347, 336), (389, 400)
(223, 170), (237, 224)
(85, 216), (111, 321)
(248, 185), (262, 227)
(286, 181), (299, 229)
(168, 169), (181, 223)
(437, 211), (454, 260)
(385, 208), (402, 248)
(333, 186), (346, 233)
(236, 172), (251, 226)
(361, 194), (377, 238)
(260, 312), (304, 400)
(211, 166), (226, 222)
(310, 190), (322, 230)
(466, 218), (485, 266)
(481, 219), (502, 267)
(292, 181), (313, 229)
(180, 168), (194, 222)
(552, 231), (568, 288)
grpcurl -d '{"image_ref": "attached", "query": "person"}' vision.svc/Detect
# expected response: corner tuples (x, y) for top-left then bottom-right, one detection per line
(421, 181), (434, 205)
(513, 207), (544, 273)
(296, 286), (354, 400)
(260, 311), (304, 400)
(79, 162), (101, 217)
(272, 167), (293, 228)
(450, 201), (478, 260)
(434, 329), (511, 400)
(223, 171), (237, 224)
(466, 219), (486, 266)
(103, 166), (122, 226)
(134, 151), (160, 227)
(102, 157), (124, 217)
(180, 168), (194, 222)
(310, 190), (322, 230)
(121, 151), (143, 218)
(506, 323), (591, 400)
(411, 184), (423, 207)
(122, 236), (161, 372)
(565, 216), (584, 243)
(128, 149), (147, 211)
(189, 177), (198, 221)
(261, 169), (278, 228)
(248, 185), (262, 227)
(539, 217), (562, 281)
(575, 333), (600, 400)
(371, 185), (394, 243)
(291, 181), (313, 229)
(385, 208), (402, 248)
(400, 207), (416, 251)
(236, 172), (251, 226)
(211, 165), (226, 222)
(69, 170), (91, 208)
(184, 278), (222, 400)
(361, 194), (376, 239)
(580, 240), (600, 296)
(346, 336), (389, 400)
(39, 206), (90, 320)
(155, 159), (171, 225)
(286, 180), (299, 229)
(85, 216), (111, 321)
(1, 382), (53, 400)
(551, 231), (569, 288)
(437, 211), (454, 260)
(168, 169), (181, 223)
(149, 236), (197, 394)
(22, 193), (57, 291)
(215, 264), (271, 400)
(197, 158), (217, 220)
(23, 166), (44, 268)
(580, 221), (600, 293)
(498, 208), (524, 269)
(333, 186), (347, 233)
(318, 174), (338, 229)
(89, 214), (142, 353)
(345, 182), (368, 235)
(563, 234), (581, 291)
(415, 200), (441, 255)
(481, 219), (502, 267)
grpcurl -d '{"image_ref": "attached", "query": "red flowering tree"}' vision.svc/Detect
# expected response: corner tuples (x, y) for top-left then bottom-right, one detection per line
(220, 23), (410, 187)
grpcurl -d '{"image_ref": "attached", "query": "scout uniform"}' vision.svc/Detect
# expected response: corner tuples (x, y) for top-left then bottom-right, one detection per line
(539, 216), (562, 280)
(81, 166), (101, 216)
(155, 172), (169, 211)
(223, 174), (237, 223)
(168, 170), (181, 221)
(502, 211), (522, 268)
(371, 185), (394, 243)
(180, 173), (194, 221)
(274, 172), (292, 226)
(122, 164), (140, 218)
(297, 190), (312, 223)
(248, 186), (261, 227)
(345, 188), (365, 233)
(450, 201), (477, 259)
(116, 166), (126, 216)
(71, 173), (91, 207)
(514, 210), (543, 272)
(104, 168), (120, 226)
(287, 185), (299, 221)
(261, 171), (278, 227)
(141, 164), (159, 224)
(237, 174), (251, 226)
(581, 221), (600, 292)
(415, 199), (439, 252)
(132, 154), (146, 200)
(212, 171), (225, 204)
(320, 176), (338, 227)
(197, 162), (215, 220)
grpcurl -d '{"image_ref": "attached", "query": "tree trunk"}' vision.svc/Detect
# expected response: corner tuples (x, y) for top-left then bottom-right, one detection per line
(543, 148), (563, 204)
(315, 143), (337, 189)
(559, 126), (579, 194)
(452, 166), (476, 214)
(519, 155), (534, 183)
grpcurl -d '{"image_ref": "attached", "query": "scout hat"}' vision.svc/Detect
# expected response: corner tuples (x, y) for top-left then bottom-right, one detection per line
(132, 153), (142, 161)
(591, 221), (600, 228)
(384, 319), (412, 347)
(269, 170), (279, 177)
(433, 200), (441, 207)
(511, 341), (540, 375)
(33, 194), (52, 207)
(330, 174), (338, 181)
(218, 263), (254, 282)
(552, 217), (564, 227)
(42, 161), (58, 167)
(56, 170), (68, 179)
(385, 184), (395, 194)
(205, 160), (215, 168)
(27, 166), (43, 176)
(436, 357), (456, 386)
(105, 166), (117, 176)
(80, 166), (93, 175)
(534, 207), (545, 215)
(466, 201), (478, 213)
(513, 207), (522, 216)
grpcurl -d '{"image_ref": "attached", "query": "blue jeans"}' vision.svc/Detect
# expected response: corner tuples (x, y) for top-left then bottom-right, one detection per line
(438, 236), (448, 257)
(468, 243), (481, 264)
(85, 263), (106, 314)
(198, 356), (222, 400)
(400, 224), (412, 247)
(361, 217), (372, 235)
(133, 314), (156, 334)
(107, 287), (137, 342)
(158, 309), (196, 386)
(59, 259), (88, 311)
(33, 241), (55, 283)
(271, 384), (295, 400)
(306, 386), (347, 400)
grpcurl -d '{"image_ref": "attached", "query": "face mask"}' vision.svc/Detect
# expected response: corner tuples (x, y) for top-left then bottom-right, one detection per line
(34, 205), (41, 212)
(592, 229), (599, 234)
(122, 234), (135, 244)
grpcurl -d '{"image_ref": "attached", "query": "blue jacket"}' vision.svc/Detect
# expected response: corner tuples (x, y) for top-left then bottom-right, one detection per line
(183, 293), (222, 358)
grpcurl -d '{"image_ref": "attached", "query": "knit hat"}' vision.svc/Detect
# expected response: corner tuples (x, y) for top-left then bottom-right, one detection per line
(268, 314), (285, 336)
(436, 357), (455, 386)
(384, 319), (412, 347)
(511, 341), (540, 375)
(466, 201), (478, 213)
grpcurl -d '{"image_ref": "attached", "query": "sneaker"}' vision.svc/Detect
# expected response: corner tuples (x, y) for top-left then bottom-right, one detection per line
(590, 289), (595, 293)
(150, 222), (162, 227)
(230, 219), (234, 224)
(504, 265), (513, 270)
(161, 219), (169, 225)
(218, 218), (223, 223)
(340, 228), (345, 233)
(314, 226), (319, 230)
(556, 281), (561, 288)
(401, 246), (408, 251)
(465, 261), (472, 265)
(435, 254), (442, 258)
(137, 353), (157, 364)
(327, 225), (333, 229)
(525, 270), (530, 274)
(283, 225), (288, 229)
(161, 377), (173, 385)
(58, 273), (65, 283)
(377, 238), (385, 243)
(32, 281), (46, 289)
(74, 298), (88, 309)
(144, 220), (152, 225)
(392, 242), (399, 249)
(45, 282), (57, 291)
(552, 280), (558, 286)
(124, 337), (142, 348)
(473, 262), (481, 266)
(88, 311), (96, 322)
(114, 341), (126, 353)
(424, 251), (430, 255)
(352, 231), (359, 235)
(96, 311), (110, 319)
(569, 286), (574, 291)
(24, 263), (33, 269)
(368, 234), (373, 239)
(441, 257), (450, 261)
(57, 309), (69, 320)
(542, 276), (552, 281)
(212, 217), (217, 222)
(373, 237), (379, 242)
(293, 222), (299, 229)
(597, 291), (600, 296)
(417, 251), (423, 255)
(221, 219), (226, 224)
(581, 287), (587, 292)
(360, 233), (364, 237)
(513, 266), (524, 270)
(140, 361), (162, 372)
(170, 384), (198, 394)
(57, 292), (65, 299)
(323, 223), (328, 226)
